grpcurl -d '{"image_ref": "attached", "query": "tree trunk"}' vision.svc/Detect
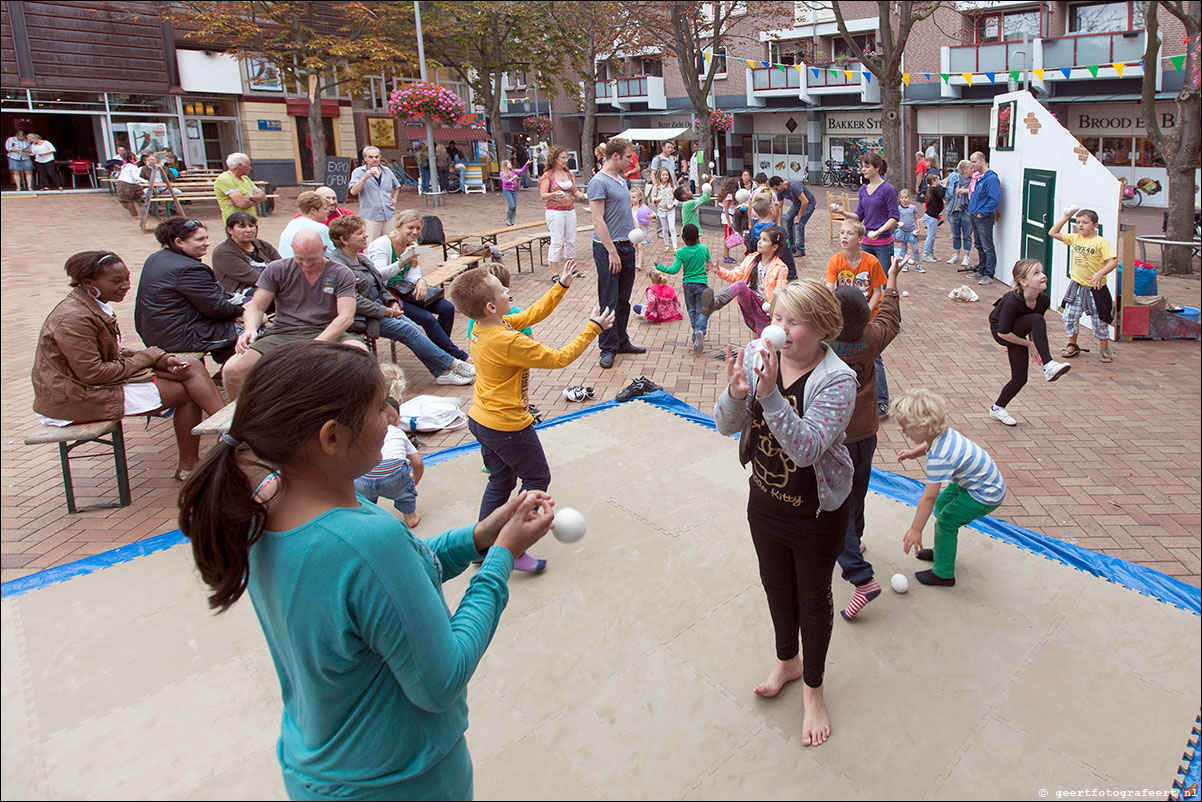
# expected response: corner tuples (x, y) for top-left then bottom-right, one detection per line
(487, 71), (506, 171)
(698, 119), (713, 178)
(310, 85), (327, 184)
(879, 81), (903, 184)
(582, 79), (597, 173)
(1163, 90), (1200, 275)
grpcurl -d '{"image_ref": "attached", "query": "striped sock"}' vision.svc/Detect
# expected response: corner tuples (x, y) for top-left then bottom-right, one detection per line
(841, 579), (882, 621)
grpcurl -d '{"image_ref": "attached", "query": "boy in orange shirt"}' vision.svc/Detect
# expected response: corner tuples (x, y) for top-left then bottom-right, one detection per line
(826, 218), (890, 416)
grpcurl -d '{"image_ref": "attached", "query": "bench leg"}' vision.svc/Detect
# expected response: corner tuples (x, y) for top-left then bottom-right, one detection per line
(57, 424), (133, 513)
(112, 422), (131, 508)
(58, 442), (78, 515)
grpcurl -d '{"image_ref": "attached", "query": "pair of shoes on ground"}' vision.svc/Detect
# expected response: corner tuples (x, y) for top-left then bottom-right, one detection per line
(562, 385), (595, 402)
(900, 262), (927, 273)
(615, 376), (663, 402)
(913, 549), (956, 586)
(435, 358), (476, 385)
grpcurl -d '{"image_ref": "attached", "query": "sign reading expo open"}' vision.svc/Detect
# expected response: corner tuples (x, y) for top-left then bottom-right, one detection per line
(324, 156), (354, 203)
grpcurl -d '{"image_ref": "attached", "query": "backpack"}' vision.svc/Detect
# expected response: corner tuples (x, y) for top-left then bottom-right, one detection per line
(419, 215), (445, 246)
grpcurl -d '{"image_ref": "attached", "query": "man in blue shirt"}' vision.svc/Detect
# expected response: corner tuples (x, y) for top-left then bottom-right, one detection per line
(967, 151), (1000, 285)
(349, 146), (400, 241)
(769, 175), (815, 256)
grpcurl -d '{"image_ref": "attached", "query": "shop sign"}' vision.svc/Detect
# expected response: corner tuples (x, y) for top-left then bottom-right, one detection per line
(257, 119), (283, 131)
(1069, 104), (1176, 135)
(826, 112), (883, 134)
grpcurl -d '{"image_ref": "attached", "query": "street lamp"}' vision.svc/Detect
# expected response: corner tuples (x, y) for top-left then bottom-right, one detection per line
(414, 0), (443, 205)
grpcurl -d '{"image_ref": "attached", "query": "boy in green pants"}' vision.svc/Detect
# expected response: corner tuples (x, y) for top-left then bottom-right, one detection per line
(891, 388), (1006, 586)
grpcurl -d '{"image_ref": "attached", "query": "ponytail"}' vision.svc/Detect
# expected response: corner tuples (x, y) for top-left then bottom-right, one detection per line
(178, 341), (383, 613)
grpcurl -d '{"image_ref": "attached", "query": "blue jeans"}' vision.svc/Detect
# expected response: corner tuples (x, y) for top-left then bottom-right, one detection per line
(861, 238), (893, 401)
(502, 188), (517, 212)
(592, 239), (637, 354)
(784, 200), (816, 250)
(972, 214), (996, 277)
(455, 164), (466, 192)
(922, 214), (939, 255)
(893, 230), (920, 263)
(683, 282), (709, 333)
(355, 461), (417, 514)
(400, 297), (468, 361)
(948, 210), (973, 251)
(419, 166), (430, 193)
(837, 436), (876, 586)
(350, 315), (453, 377)
(468, 418), (551, 521)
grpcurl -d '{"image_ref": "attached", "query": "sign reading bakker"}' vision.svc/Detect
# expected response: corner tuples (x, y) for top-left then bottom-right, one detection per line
(826, 112), (883, 134)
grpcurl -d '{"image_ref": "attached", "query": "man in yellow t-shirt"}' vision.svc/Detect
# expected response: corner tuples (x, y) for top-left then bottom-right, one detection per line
(1050, 207), (1118, 363)
(214, 152), (266, 222)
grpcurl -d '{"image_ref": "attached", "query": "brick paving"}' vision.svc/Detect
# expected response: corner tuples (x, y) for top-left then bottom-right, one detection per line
(2, 184), (1198, 585)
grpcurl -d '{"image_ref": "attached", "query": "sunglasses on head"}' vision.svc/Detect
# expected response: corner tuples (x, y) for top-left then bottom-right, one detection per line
(182, 219), (202, 230)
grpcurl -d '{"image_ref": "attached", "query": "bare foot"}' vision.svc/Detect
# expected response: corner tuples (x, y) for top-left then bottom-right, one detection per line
(801, 683), (831, 746)
(753, 656), (803, 698)
(403, 511), (422, 528)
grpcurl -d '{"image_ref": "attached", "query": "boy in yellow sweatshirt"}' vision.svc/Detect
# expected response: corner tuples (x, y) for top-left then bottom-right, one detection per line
(448, 260), (614, 572)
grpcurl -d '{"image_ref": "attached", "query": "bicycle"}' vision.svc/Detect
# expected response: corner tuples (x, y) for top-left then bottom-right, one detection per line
(1120, 184), (1141, 209)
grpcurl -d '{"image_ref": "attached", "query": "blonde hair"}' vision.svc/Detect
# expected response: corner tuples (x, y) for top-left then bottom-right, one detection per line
(480, 260), (511, 288)
(751, 193), (774, 217)
(630, 187), (644, 204)
(447, 267), (496, 320)
(1009, 258), (1043, 297)
(297, 191), (327, 214)
(378, 363), (408, 403)
(391, 209), (422, 232)
(956, 159), (971, 173)
(769, 280), (844, 340)
(898, 188), (912, 204)
(889, 388), (948, 438)
(840, 218), (866, 238)
(648, 268), (667, 285)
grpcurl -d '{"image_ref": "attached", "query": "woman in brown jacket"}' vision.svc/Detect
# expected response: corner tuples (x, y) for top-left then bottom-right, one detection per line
(33, 251), (225, 479)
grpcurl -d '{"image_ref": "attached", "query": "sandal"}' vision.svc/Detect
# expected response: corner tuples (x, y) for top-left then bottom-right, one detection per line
(1060, 343), (1084, 358)
(1100, 349), (1113, 363)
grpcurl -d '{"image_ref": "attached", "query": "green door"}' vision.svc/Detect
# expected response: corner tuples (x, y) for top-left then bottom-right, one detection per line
(1021, 168), (1056, 296)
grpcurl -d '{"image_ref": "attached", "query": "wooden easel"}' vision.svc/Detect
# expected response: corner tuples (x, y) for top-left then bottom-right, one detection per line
(139, 169), (184, 233)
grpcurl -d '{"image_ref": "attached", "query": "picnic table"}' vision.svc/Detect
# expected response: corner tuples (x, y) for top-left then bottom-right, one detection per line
(442, 219), (548, 259)
(192, 400), (237, 437)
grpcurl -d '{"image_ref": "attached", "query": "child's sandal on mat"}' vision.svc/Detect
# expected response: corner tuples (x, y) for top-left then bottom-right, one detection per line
(1099, 349), (1113, 363)
(1060, 343), (1083, 358)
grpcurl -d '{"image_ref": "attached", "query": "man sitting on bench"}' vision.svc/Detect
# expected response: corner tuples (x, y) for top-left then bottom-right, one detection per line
(220, 230), (367, 399)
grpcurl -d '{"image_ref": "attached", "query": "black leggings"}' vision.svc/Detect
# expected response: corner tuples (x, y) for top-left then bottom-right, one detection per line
(748, 499), (848, 688)
(34, 161), (62, 189)
(993, 313), (1052, 408)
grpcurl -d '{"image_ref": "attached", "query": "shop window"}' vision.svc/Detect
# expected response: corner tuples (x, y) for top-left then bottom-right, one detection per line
(1070, 2), (1141, 33)
(1134, 137), (1165, 168)
(976, 9), (1040, 43)
(942, 135), (964, 169)
(108, 94), (176, 114)
(1079, 136), (1101, 157)
(1101, 136), (1132, 166)
(29, 91), (106, 111)
(182, 97), (236, 117)
(967, 135), (989, 163)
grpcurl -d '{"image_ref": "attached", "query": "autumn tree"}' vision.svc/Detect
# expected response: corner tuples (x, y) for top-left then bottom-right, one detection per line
(639, 2), (791, 170)
(1140, 1), (1200, 275)
(423, 2), (566, 167)
(165, 2), (418, 182)
(828, 1), (944, 182)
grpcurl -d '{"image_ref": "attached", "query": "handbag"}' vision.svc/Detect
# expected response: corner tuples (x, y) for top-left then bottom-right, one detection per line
(388, 242), (444, 307)
(725, 231), (745, 250)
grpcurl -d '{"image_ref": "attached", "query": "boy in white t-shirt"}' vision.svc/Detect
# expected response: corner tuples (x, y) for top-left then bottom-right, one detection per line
(354, 365), (425, 527)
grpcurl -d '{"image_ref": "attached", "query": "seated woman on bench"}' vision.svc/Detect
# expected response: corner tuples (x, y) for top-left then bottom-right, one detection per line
(33, 251), (225, 480)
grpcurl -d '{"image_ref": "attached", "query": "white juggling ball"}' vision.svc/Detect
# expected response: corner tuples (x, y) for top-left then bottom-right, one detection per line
(902, 290), (909, 297)
(553, 507), (587, 543)
(760, 324), (787, 350)
(735, 188), (751, 203)
(761, 301), (771, 313)
(891, 573), (909, 593)
(701, 182), (713, 195)
(1062, 204), (1079, 217)
(628, 228), (646, 245)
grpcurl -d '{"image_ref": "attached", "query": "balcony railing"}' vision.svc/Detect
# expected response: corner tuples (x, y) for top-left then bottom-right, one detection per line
(808, 62), (861, 88)
(949, 40), (1030, 73)
(615, 77), (649, 98)
(595, 80), (609, 97)
(752, 65), (802, 91)
(1041, 29), (1145, 70)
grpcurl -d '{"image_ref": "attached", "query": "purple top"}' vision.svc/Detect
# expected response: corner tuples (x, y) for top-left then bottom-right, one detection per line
(856, 181), (899, 245)
(500, 162), (530, 191)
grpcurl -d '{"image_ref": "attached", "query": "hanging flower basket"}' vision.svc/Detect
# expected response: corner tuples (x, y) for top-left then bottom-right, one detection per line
(387, 81), (465, 127)
(710, 109), (733, 133)
(522, 116), (554, 136)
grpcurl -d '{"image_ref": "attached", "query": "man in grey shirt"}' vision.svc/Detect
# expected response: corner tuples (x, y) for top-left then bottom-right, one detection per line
(649, 140), (676, 182)
(349, 146), (400, 240)
(588, 137), (644, 369)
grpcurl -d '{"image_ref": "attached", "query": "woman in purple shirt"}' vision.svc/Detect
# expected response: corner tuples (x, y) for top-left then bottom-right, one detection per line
(829, 152), (898, 416)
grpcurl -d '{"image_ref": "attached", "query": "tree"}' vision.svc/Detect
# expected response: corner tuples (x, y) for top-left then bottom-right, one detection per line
(424, 2), (565, 168)
(1139, 1), (1200, 275)
(166, 2), (418, 182)
(639, 2), (791, 172)
(828, 1), (944, 183)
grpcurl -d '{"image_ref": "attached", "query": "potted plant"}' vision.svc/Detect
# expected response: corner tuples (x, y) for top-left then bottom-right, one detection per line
(522, 116), (554, 137)
(387, 81), (465, 127)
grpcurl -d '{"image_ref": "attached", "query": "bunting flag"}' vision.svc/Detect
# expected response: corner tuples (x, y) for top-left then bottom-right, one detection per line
(1033, 68), (1045, 81)
(1010, 70), (1021, 83)
(924, 72), (932, 80)
(1170, 54), (1185, 72)
(902, 73), (911, 85)
(778, 63), (788, 73)
(863, 72), (872, 83)
(985, 71), (996, 84)
(1112, 62), (1125, 77)
(1086, 65), (1099, 78)
(829, 68), (838, 77)
(941, 73), (950, 83)
(811, 67), (820, 79)
(844, 70), (854, 80)
(1060, 67), (1073, 79)
(961, 72), (973, 85)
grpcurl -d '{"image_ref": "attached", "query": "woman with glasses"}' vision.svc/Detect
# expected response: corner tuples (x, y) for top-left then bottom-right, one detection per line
(211, 211), (281, 295)
(134, 217), (246, 364)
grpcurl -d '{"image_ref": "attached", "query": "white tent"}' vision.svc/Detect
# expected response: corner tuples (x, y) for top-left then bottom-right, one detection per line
(615, 127), (697, 141)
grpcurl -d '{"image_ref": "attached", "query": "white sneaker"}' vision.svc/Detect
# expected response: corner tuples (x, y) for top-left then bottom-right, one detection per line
(436, 370), (473, 386)
(961, 255), (970, 266)
(947, 254), (960, 264)
(989, 404), (1017, 426)
(1043, 360), (1071, 382)
(692, 330), (705, 354)
(901, 264), (909, 272)
(450, 358), (475, 377)
(978, 276), (992, 285)
(915, 263), (926, 273)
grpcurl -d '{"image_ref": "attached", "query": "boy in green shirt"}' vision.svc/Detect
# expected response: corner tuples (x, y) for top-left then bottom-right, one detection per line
(656, 223), (713, 354)
(1049, 207), (1118, 363)
(675, 175), (713, 231)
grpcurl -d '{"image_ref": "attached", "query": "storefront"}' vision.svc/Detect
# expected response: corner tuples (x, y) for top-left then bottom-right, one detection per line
(916, 106), (991, 173)
(823, 110), (883, 167)
(743, 112), (807, 182)
(1064, 101), (1199, 209)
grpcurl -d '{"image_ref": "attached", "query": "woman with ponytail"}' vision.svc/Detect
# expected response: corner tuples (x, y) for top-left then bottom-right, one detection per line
(178, 339), (555, 800)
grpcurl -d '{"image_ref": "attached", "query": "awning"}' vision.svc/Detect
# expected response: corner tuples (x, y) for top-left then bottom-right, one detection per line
(401, 126), (490, 142)
(615, 126), (698, 141)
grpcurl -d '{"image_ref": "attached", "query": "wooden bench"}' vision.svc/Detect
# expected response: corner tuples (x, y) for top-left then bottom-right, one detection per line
(25, 420), (131, 513)
(424, 255), (488, 288)
(533, 224), (596, 267)
(143, 194), (279, 229)
(192, 401), (237, 437)
(496, 236), (537, 273)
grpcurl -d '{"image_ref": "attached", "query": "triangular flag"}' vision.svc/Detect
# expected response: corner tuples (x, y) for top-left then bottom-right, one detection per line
(961, 72), (973, 86)
(1010, 70), (1021, 83)
(1170, 55), (1185, 72)
(778, 64), (788, 73)
(703, 52), (711, 62)
(1087, 65), (1099, 78)
(864, 71), (872, 83)
(795, 64), (804, 74)
(1033, 68), (1045, 81)
(924, 72), (932, 80)
(845, 70), (854, 80)
(940, 73), (950, 84)
(902, 73), (911, 85)
(1060, 67), (1072, 79)
(811, 67), (820, 79)
(1112, 62), (1125, 77)
(983, 72), (993, 84)
(829, 68), (838, 77)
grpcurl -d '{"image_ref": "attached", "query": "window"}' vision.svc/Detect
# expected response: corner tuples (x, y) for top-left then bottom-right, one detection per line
(700, 47), (728, 77)
(770, 39), (819, 66)
(633, 57), (663, 78)
(507, 72), (527, 90)
(1070, 2), (1141, 33)
(832, 34), (877, 60)
(976, 9), (1041, 43)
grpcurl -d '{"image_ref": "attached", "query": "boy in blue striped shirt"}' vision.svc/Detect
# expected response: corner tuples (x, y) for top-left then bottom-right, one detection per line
(891, 388), (1005, 586)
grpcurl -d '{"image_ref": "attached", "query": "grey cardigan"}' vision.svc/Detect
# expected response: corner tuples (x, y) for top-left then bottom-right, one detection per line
(713, 341), (856, 512)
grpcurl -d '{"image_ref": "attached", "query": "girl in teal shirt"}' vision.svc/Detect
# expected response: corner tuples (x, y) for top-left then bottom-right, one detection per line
(180, 340), (555, 800)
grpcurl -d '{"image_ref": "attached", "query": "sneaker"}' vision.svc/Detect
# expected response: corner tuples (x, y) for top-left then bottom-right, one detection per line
(562, 385), (593, 402)
(450, 359), (475, 377)
(946, 254), (960, 264)
(1043, 360), (1071, 382)
(878, 401), (889, 418)
(915, 263), (926, 273)
(922, 253), (936, 261)
(977, 276), (992, 285)
(701, 287), (716, 316)
(615, 376), (662, 402)
(723, 256), (737, 263)
(960, 255), (970, 266)
(901, 263), (909, 272)
(436, 370), (474, 386)
(692, 330), (705, 354)
(633, 304), (644, 316)
(989, 404), (1017, 426)
(529, 405), (544, 422)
